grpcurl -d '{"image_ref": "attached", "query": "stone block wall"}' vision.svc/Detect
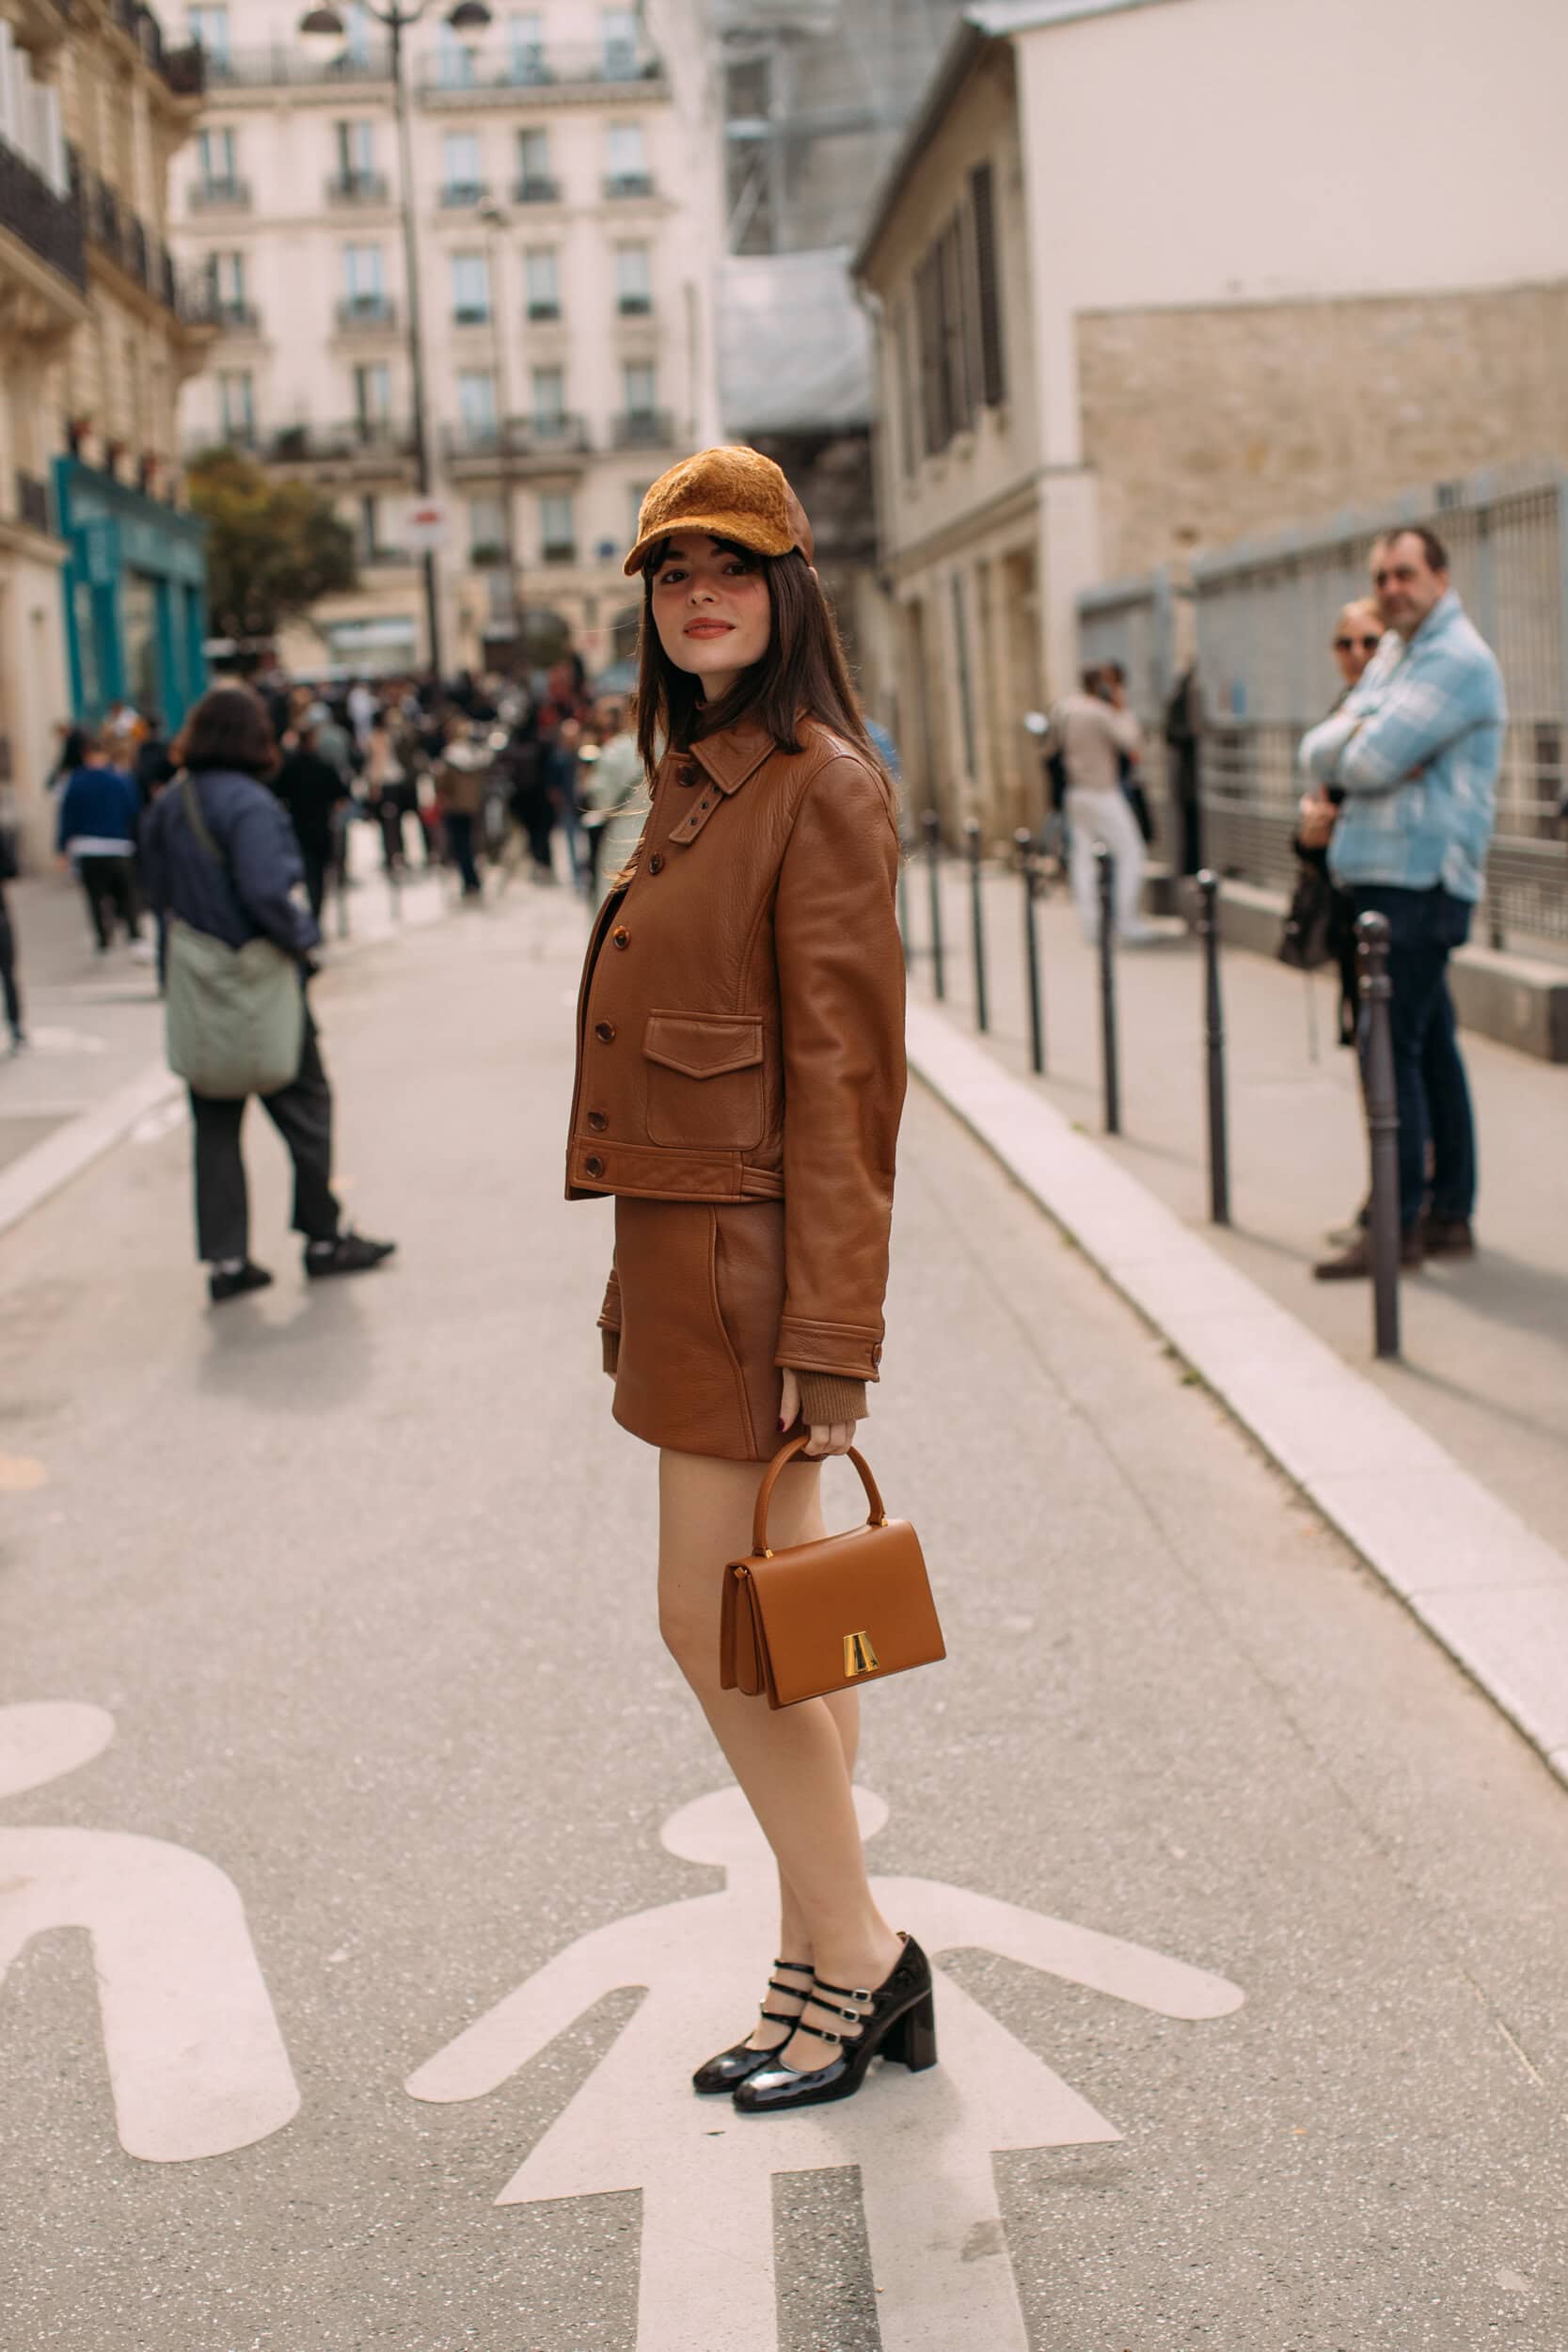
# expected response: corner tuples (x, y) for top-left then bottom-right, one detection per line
(1078, 279), (1568, 578)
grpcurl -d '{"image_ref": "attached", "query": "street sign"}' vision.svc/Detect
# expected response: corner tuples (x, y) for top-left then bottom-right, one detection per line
(400, 499), (449, 552)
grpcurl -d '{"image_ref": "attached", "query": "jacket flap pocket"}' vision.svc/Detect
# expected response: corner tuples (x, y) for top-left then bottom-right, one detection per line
(644, 1010), (764, 1080)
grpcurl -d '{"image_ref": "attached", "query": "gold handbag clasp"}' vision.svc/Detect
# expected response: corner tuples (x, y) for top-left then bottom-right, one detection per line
(844, 1630), (879, 1677)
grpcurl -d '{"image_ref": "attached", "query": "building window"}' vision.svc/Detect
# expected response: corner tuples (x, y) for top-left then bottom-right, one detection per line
(515, 127), (554, 201)
(187, 5), (229, 62)
(342, 4), (373, 64)
(457, 370), (498, 441)
(207, 249), (248, 324)
(436, 20), (480, 87)
(353, 361), (391, 432)
(605, 121), (650, 199)
(468, 494), (506, 564)
(622, 359), (657, 431)
(968, 161), (1006, 407)
(601, 7), (638, 77)
(451, 250), (490, 325)
(510, 12), (546, 79)
(724, 51), (773, 254)
(540, 492), (575, 564)
(894, 298), (917, 480)
(441, 131), (483, 205)
(531, 364), (565, 429)
(524, 246), (560, 321)
(196, 127), (237, 190)
(628, 481), (651, 540)
(217, 370), (254, 442)
(615, 242), (651, 315)
(343, 243), (383, 296)
(332, 120), (379, 197)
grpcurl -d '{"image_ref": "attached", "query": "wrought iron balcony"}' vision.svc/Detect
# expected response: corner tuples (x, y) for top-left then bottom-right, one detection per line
(451, 303), (492, 327)
(269, 420), (417, 467)
(199, 42), (392, 87)
(213, 298), (261, 332)
(325, 170), (389, 206)
(541, 539), (577, 565)
(604, 173), (656, 200)
(0, 137), (87, 292)
(441, 414), (590, 464)
(617, 292), (652, 316)
(512, 175), (561, 204)
(418, 44), (665, 97)
(335, 293), (397, 331)
(439, 181), (487, 209)
(527, 299), (561, 322)
(190, 177), (251, 211)
(612, 407), (673, 448)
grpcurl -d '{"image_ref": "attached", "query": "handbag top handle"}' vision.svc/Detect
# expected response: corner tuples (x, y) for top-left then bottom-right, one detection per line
(751, 1432), (890, 1558)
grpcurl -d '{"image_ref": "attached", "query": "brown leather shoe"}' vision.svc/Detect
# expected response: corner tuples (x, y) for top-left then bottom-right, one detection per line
(1420, 1216), (1475, 1259)
(1313, 1230), (1424, 1280)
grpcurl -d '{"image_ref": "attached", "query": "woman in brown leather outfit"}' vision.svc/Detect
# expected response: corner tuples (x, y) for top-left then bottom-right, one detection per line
(564, 448), (933, 2113)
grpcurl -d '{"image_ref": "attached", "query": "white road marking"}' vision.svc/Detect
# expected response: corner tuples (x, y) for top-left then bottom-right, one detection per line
(408, 1786), (1244, 2349)
(131, 1098), (189, 1145)
(0, 1703), (300, 2163)
(19, 1026), (109, 1057)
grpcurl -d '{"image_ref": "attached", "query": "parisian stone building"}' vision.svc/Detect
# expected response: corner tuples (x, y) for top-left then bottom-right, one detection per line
(167, 0), (723, 679)
(1, 0), (210, 851)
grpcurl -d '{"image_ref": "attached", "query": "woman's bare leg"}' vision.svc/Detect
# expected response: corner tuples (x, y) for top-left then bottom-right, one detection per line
(658, 1449), (901, 2059)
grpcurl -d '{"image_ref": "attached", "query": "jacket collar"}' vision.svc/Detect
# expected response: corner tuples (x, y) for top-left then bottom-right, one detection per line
(686, 720), (775, 795)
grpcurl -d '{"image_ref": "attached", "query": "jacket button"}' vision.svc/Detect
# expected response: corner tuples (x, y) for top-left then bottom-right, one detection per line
(584, 1154), (604, 1177)
(587, 1110), (608, 1131)
(648, 851), (664, 875)
(611, 926), (630, 949)
(677, 764), (699, 787)
(594, 1019), (616, 1042)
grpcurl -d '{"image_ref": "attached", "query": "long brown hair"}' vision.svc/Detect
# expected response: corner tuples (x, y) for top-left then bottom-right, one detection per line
(174, 684), (279, 779)
(633, 538), (881, 778)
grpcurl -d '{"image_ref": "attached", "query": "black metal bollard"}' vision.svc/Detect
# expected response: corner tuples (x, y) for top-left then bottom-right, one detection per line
(923, 809), (945, 1001)
(964, 818), (989, 1033)
(1014, 827), (1045, 1074)
(1096, 843), (1120, 1135)
(1196, 870), (1230, 1225)
(1356, 912), (1402, 1359)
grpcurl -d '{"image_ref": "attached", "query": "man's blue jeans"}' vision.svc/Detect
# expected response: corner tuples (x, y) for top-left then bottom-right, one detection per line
(1353, 883), (1477, 1232)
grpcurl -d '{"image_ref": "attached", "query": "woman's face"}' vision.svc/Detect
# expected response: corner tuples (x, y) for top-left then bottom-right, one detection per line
(650, 532), (771, 701)
(1332, 604), (1384, 690)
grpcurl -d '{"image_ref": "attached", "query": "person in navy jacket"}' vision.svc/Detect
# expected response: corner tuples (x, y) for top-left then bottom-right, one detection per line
(140, 685), (397, 1306)
(55, 741), (145, 953)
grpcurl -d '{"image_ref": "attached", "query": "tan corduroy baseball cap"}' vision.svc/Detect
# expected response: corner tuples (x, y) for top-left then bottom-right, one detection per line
(623, 445), (815, 577)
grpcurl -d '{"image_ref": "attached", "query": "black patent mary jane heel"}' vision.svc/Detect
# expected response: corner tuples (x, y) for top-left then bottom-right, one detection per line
(733, 1934), (937, 2114)
(691, 1960), (814, 2096)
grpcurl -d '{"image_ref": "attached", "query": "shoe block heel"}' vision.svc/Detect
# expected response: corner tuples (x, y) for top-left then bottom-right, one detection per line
(885, 1992), (938, 2073)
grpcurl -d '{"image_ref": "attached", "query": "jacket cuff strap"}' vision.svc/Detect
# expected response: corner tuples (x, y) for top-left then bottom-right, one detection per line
(794, 1371), (868, 1426)
(601, 1327), (621, 1377)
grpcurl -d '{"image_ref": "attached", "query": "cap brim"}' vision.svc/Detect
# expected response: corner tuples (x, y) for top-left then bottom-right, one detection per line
(623, 512), (799, 578)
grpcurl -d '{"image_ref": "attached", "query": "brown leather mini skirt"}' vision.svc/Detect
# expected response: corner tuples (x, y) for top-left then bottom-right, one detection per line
(610, 1195), (785, 1461)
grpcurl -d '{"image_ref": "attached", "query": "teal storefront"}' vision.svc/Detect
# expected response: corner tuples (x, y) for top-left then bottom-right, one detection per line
(54, 458), (208, 729)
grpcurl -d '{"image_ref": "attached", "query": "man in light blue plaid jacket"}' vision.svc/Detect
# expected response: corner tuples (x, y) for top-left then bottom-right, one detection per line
(1299, 526), (1504, 1279)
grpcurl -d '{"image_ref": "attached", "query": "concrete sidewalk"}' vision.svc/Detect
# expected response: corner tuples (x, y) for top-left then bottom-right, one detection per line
(907, 854), (1568, 1558)
(2, 881), (1566, 2349)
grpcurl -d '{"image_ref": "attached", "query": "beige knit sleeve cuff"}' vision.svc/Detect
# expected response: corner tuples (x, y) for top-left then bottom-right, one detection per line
(795, 1371), (868, 1427)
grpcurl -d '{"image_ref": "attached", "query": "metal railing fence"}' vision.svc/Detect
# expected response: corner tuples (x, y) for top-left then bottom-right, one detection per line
(1077, 461), (1568, 952)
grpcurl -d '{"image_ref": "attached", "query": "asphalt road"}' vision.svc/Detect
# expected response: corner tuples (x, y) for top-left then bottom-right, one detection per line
(1, 886), (1564, 2351)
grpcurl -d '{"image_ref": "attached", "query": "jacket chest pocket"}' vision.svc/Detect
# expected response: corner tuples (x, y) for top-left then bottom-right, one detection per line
(643, 1009), (766, 1151)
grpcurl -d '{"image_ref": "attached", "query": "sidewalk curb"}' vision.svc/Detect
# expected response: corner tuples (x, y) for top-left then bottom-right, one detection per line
(907, 1002), (1568, 1790)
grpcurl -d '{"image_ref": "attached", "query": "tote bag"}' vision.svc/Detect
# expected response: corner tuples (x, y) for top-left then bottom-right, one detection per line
(164, 774), (304, 1100)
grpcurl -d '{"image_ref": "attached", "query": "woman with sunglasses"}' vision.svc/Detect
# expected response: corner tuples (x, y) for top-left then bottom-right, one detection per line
(563, 448), (930, 2115)
(1291, 599), (1386, 1043)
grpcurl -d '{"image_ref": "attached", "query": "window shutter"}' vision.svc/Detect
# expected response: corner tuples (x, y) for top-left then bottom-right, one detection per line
(969, 161), (1006, 406)
(915, 252), (945, 456)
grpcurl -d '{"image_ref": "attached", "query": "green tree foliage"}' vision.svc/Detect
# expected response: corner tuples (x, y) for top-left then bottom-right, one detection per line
(186, 447), (358, 641)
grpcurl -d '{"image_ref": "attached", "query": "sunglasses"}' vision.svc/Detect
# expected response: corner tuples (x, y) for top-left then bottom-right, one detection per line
(1334, 635), (1382, 654)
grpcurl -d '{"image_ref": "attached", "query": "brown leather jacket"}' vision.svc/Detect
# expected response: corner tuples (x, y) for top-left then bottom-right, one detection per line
(565, 715), (906, 1403)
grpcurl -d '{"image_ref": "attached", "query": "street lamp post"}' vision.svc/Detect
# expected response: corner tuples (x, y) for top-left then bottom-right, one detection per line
(299, 0), (492, 684)
(477, 199), (523, 666)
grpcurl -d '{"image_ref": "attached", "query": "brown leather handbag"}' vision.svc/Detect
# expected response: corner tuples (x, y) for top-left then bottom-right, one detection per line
(720, 1434), (945, 1709)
